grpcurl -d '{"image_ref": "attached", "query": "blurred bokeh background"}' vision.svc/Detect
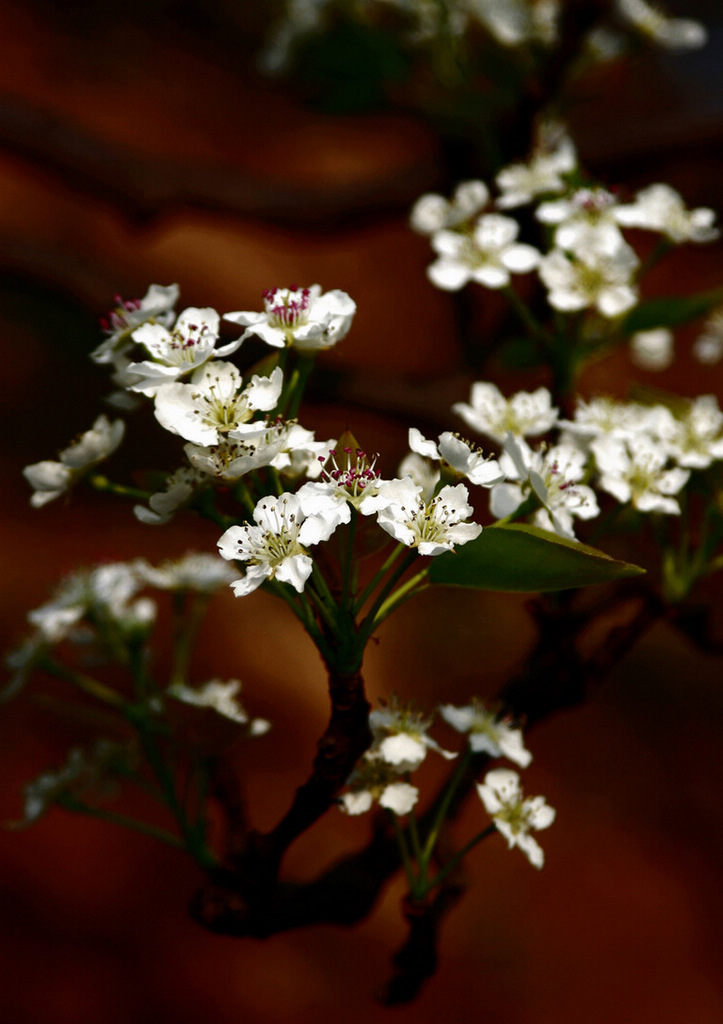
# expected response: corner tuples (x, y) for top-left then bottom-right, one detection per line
(2, 1), (723, 1021)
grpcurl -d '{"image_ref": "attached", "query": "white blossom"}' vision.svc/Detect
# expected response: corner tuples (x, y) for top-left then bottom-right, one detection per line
(630, 328), (675, 371)
(693, 308), (723, 365)
(592, 434), (690, 513)
(615, 0), (707, 50)
(496, 134), (576, 209)
(27, 562), (156, 644)
(408, 428), (504, 487)
(374, 479), (482, 556)
(134, 465), (208, 525)
(13, 740), (132, 827)
(491, 435), (599, 540)
(129, 307), (243, 393)
(538, 245), (639, 317)
(370, 700), (455, 771)
(440, 701), (532, 766)
(472, 0), (559, 46)
(217, 492), (340, 596)
(427, 215), (540, 291)
(477, 767), (555, 868)
(558, 396), (671, 446)
(168, 679), (270, 732)
(224, 285), (356, 351)
(537, 187), (627, 258)
(153, 362), (283, 446)
(615, 183), (718, 243)
(92, 283), (179, 364)
(453, 382), (558, 443)
(339, 749), (419, 817)
(134, 553), (236, 592)
(397, 452), (441, 501)
(410, 180), (489, 234)
(656, 396), (723, 469)
(24, 415), (125, 508)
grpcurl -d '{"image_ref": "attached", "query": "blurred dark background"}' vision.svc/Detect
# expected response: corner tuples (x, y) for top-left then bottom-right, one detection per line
(2, 1), (723, 1021)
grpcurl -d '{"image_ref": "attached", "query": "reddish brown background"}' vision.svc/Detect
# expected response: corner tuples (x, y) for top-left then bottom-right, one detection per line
(2, 2), (723, 1022)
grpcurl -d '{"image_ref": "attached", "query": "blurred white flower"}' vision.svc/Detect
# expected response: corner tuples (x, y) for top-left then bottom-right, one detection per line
(477, 767), (555, 868)
(496, 134), (576, 209)
(168, 678), (270, 732)
(592, 434), (689, 513)
(615, 183), (718, 243)
(630, 328), (675, 371)
(440, 701), (532, 765)
(427, 214), (540, 291)
(453, 382), (558, 443)
(615, 0), (707, 50)
(370, 699), (455, 771)
(539, 245), (639, 317)
(410, 180), (489, 234)
(339, 749), (419, 817)
(24, 415), (125, 508)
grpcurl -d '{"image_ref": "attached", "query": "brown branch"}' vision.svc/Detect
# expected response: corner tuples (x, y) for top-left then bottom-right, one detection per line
(192, 586), (665, 952)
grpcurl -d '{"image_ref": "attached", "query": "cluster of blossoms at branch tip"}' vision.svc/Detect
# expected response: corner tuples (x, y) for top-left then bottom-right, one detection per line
(3, 553), (240, 701)
(259, 0), (704, 75)
(341, 698), (553, 868)
(12, 739), (137, 828)
(339, 698), (455, 817)
(414, 130), (717, 324)
(451, 383), (723, 536)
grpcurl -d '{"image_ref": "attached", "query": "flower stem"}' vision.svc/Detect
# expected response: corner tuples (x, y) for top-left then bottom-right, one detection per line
(57, 794), (186, 850)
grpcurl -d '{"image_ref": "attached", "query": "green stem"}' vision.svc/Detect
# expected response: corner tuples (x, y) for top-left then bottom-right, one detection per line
(358, 549), (419, 645)
(285, 355), (316, 419)
(503, 285), (554, 349)
(408, 809), (426, 889)
(390, 810), (418, 894)
(421, 824), (496, 896)
(88, 475), (150, 502)
(37, 658), (126, 709)
(353, 543), (406, 616)
(341, 509), (358, 611)
(420, 747), (472, 866)
(169, 593), (210, 688)
(57, 795), (186, 850)
(371, 569), (430, 628)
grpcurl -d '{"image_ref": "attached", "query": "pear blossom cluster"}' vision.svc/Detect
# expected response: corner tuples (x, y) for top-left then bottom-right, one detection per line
(4, 553), (240, 700)
(339, 699), (455, 816)
(259, 0), (704, 76)
(12, 739), (136, 827)
(413, 141), (718, 325)
(341, 697), (555, 868)
(449, 383), (723, 536)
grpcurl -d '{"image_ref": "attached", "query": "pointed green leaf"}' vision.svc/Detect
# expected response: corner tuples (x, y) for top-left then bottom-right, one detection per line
(428, 523), (645, 592)
(621, 289), (723, 335)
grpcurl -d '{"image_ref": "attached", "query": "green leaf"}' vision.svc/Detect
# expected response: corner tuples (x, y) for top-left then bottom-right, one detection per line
(621, 289), (723, 335)
(428, 523), (645, 592)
